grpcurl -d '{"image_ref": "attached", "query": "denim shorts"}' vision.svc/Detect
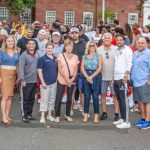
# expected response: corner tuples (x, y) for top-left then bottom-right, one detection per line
(101, 80), (115, 94)
(133, 83), (150, 103)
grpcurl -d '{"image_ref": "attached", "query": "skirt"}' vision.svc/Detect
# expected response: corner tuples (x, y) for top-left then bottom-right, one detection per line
(1, 68), (17, 97)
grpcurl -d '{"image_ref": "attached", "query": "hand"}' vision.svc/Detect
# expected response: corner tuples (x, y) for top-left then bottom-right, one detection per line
(0, 78), (2, 84)
(15, 78), (20, 85)
(86, 77), (93, 84)
(21, 82), (26, 87)
(42, 82), (47, 89)
(122, 75), (128, 84)
(67, 79), (73, 87)
(147, 79), (150, 85)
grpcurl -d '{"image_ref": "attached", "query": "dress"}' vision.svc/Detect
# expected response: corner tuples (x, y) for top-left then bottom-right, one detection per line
(0, 50), (19, 96)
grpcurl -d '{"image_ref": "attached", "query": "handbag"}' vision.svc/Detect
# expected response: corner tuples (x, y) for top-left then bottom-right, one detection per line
(62, 53), (76, 83)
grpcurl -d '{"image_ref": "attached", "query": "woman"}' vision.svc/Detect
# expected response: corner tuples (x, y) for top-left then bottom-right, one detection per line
(81, 41), (102, 123)
(38, 43), (57, 124)
(0, 35), (19, 125)
(55, 41), (79, 123)
(92, 27), (102, 45)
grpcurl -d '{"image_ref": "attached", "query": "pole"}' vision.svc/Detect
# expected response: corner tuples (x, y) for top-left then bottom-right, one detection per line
(102, 0), (105, 23)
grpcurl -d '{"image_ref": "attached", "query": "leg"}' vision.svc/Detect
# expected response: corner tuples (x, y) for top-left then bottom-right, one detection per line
(1, 96), (8, 122)
(55, 81), (65, 117)
(145, 103), (150, 121)
(138, 101), (145, 119)
(5, 96), (12, 121)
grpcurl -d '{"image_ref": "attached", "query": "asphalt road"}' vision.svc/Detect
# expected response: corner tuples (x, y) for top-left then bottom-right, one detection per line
(0, 93), (149, 150)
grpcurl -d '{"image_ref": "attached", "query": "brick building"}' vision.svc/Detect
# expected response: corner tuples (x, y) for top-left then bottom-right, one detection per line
(0, 0), (149, 27)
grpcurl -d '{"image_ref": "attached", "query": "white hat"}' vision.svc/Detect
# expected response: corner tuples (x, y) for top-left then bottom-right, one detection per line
(38, 29), (46, 36)
(70, 27), (79, 33)
(0, 29), (8, 36)
(52, 31), (61, 36)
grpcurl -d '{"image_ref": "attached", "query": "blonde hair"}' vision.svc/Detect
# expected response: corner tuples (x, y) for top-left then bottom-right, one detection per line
(2, 35), (17, 53)
(85, 41), (97, 55)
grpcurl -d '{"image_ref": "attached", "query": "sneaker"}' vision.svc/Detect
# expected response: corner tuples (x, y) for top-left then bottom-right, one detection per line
(40, 117), (46, 124)
(116, 122), (131, 129)
(139, 121), (150, 129)
(64, 116), (74, 122)
(114, 113), (119, 121)
(82, 112), (90, 118)
(78, 106), (83, 112)
(70, 110), (74, 116)
(100, 112), (107, 120)
(113, 119), (124, 125)
(54, 117), (61, 123)
(22, 117), (30, 123)
(47, 116), (55, 122)
(73, 104), (79, 110)
(27, 115), (36, 120)
(134, 119), (145, 127)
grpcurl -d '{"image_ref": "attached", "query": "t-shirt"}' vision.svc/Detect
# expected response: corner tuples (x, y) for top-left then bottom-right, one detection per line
(17, 37), (39, 54)
(0, 50), (19, 66)
(97, 45), (117, 80)
(37, 55), (58, 85)
(57, 53), (79, 85)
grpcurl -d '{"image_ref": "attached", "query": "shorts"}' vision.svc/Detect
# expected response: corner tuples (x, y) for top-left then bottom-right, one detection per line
(101, 80), (115, 95)
(133, 83), (150, 103)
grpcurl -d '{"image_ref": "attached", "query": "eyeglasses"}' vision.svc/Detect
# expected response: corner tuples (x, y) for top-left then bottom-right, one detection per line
(105, 52), (109, 59)
(89, 44), (95, 47)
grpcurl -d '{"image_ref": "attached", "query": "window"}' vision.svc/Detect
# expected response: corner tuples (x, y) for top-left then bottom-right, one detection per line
(83, 12), (93, 27)
(46, 11), (56, 24)
(64, 11), (74, 25)
(21, 9), (32, 24)
(107, 13), (118, 26)
(128, 13), (138, 26)
(0, 7), (9, 20)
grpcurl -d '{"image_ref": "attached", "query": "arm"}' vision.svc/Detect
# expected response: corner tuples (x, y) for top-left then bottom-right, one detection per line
(81, 58), (89, 79)
(37, 69), (47, 89)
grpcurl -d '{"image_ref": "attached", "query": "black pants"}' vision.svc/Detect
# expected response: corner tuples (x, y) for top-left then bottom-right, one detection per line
(21, 83), (37, 117)
(114, 80), (129, 122)
(55, 81), (74, 117)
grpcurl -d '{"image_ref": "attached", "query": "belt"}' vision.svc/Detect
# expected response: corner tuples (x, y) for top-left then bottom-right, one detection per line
(0, 65), (17, 70)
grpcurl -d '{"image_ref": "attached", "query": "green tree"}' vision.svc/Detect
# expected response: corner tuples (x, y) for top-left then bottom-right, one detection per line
(1, 0), (35, 15)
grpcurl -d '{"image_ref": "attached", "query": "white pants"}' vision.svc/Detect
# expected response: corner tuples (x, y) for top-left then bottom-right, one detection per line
(40, 82), (57, 112)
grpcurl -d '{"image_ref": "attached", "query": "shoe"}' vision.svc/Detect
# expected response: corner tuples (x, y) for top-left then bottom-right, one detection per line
(139, 121), (150, 129)
(47, 116), (55, 122)
(1, 120), (12, 125)
(54, 117), (61, 123)
(64, 116), (74, 122)
(78, 106), (83, 112)
(134, 119), (145, 127)
(22, 117), (30, 123)
(100, 112), (107, 120)
(116, 122), (131, 129)
(113, 119), (124, 125)
(70, 110), (74, 116)
(114, 113), (119, 121)
(93, 115), (100, 124)
(28, 115), (36, 120)
(40, 117), (46, 124)
(82, 112), (90, 118)
(73, 104), (79, 110)
(82, 115), (88, 123)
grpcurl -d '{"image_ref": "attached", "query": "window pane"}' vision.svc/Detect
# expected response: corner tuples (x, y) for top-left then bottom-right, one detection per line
(0, 7), (9, 20)
(83, 12), (93, 27)
(65, 11), (74, 25)
(46, 11), (56, 24)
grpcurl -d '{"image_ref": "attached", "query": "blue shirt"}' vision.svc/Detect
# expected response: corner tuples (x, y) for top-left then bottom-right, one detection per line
(53, 44), (64, 58)
(37, 54), (58, 85)
(83, 53), (99, 70)
(0, 50), (19, 66)
(131, 49), (150, 87)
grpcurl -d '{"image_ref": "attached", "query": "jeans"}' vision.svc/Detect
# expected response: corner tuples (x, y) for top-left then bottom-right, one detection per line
(83, 70), (102, 114)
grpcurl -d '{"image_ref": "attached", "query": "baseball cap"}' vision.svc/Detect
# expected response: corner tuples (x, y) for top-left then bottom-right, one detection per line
(52, 31), (61, 36)
(70, 27), (79, 33)
(38, 29), (46, 36)
(0, 29), (8, 36)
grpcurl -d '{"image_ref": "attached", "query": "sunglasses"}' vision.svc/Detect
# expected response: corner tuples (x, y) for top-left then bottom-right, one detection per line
(89, 44), (95, 47)
(105, 52), (109, 59)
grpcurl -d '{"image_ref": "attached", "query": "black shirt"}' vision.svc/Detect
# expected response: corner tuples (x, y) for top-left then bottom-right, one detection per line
(17, 37), (39, 54)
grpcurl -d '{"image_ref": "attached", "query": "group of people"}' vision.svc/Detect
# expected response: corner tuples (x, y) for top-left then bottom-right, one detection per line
(0, 19), (150, 130)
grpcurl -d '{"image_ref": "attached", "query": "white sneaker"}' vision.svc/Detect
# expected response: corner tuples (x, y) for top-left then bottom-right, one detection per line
(64, 116), (74, 122)
(82, 112), (90, 118)
(73, 104), (79, 110)
(40, 117), (45, 124)
(47, 116), (55, 122)
(70, 110), (74, 116)
(113, 119), (124, 125)
(116, 122), (131, 129)
(79, 106), (83, 112)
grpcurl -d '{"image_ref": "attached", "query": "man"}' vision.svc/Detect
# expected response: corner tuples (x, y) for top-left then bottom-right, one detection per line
(52, 31), (63, 58)
(35, 29), (47, 57)
(70, 27), (86, 112)
(97, 32), (119, 121)
(131, 37), (150, 129)
(19, 39), (38, 123)
(113, 34), (132, 129)
(17, 26), (39, 54)
(32, 21), (41, 38)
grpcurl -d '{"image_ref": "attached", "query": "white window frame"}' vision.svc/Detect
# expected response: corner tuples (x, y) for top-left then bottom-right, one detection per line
(0, 7), (9, 20)
(21, 9), (32, 24)
(83, 12), (93, 27)
(64, 11), (75, 26)
(46, 11), (56, 24)
(128, 13), (138, 26)
(107, 12), (118, 26)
